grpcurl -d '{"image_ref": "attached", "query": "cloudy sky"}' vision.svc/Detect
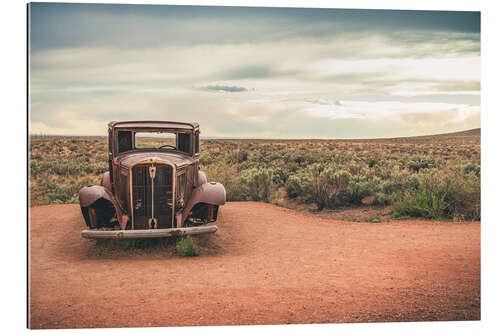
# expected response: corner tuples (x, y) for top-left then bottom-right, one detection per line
(28, 3), (480, 138)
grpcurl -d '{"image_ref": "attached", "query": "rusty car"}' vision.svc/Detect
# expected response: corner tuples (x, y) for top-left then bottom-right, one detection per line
(78, 121), (226, 238)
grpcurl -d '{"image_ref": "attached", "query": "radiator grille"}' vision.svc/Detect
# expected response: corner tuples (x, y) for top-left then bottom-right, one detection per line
(132, 164), (173, 229)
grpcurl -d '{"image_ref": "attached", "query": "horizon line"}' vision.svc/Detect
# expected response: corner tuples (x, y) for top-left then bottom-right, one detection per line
(28, 127), (480, 141)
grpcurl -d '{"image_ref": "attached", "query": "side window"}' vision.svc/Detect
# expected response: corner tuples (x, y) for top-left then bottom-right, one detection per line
(177, 133), (192, 154)
(117, 131), (133, 154)
(195, 131), (200, 154)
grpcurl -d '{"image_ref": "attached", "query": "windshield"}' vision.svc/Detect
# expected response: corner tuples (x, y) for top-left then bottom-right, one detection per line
(116, 129), (193, 155)
(135, 132), (176, 149)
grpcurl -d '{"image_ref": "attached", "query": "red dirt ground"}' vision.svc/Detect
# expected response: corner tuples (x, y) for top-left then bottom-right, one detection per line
(29, 202), (480, 329)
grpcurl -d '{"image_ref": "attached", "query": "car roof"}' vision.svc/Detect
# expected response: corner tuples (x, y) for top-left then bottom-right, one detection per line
(108, 121), (199, 131)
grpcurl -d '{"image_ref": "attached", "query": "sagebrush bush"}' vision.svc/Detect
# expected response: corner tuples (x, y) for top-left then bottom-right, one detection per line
(463, 162), (480, 176)
(445, 168), (480, 220)
(393, 168), (480, 220)
(408, 156), (436, 172)
(284, 163), (353, 210)
(285, 171), (308, 199)
(312, 165), (351, 209)
(393, 187), (448, 220)
(240, 167), (274, 202)
(176, 237), (196, 257)
(346, 175), (376, 204)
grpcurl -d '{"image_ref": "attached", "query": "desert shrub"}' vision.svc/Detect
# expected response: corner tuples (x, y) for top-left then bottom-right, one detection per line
(405, 174), (421, 192)
(272, 167), (291, 186)
(445, 169), (481, 220)
(393, 168), (480, 220)
(345, 160), (365, 176)
(393, 188), (449, 220)
(374, 192), (400, 206)
(286, 163), (352, 210)
(369, 167), (421, 205)
(373, 163), (393, 179)
(463, 162), (480, 176)
(250, 150), (268, 163)
(309, 164), (333, 210)
(346, 176), (379, 204)
(394, 170), (450, 219)
(30, 160), (41, 178)
(366, 156), (379, 168)
(407, 156), (436, 172)
(285, 171), (309, 199)
(34, 175), (99, 204)
(176, 236), (196, 257)
(199, 151), (213, 165)
(239, 167), (274, 202)
(227, 149), (248, 163)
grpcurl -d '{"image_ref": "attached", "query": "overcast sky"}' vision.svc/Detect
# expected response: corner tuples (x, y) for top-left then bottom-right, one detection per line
(28, 3), (480, 138)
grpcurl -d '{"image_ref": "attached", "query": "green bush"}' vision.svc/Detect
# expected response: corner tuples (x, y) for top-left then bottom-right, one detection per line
(176, 237), (196, 257)
(463, 162), (480, 176)
(407, 156), (436, 172)
(240, 167), (274, 202)
(346, 175), (378, 204)
(446, 169), (480, 220)
(393, 187), (449, 220)
(285, 171), (308, 199)
(311, 165), (351, 210)
(393, 168), (480, 220)
(227, 150), (248, 163)
(272, 167), (291, 186)
(285, 163), (352, 210)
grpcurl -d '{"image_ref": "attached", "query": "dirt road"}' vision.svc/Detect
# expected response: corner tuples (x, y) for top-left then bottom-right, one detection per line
(29, 202), (480, 328)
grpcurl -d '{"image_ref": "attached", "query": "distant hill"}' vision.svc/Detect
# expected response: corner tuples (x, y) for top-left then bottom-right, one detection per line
(415, 128), (480, 138)
(371, 128), (481, 145)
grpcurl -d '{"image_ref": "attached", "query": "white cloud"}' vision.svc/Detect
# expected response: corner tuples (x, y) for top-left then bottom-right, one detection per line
(299, 100), (478, 121)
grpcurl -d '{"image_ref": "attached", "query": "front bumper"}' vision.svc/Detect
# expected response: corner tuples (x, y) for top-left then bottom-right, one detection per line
(81, 225), (217, 239)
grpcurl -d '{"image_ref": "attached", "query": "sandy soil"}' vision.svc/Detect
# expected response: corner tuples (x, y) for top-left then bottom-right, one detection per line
(29, 202), (480, 329)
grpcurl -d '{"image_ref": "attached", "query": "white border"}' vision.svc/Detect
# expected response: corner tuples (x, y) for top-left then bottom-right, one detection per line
(3, 1), (498, 332)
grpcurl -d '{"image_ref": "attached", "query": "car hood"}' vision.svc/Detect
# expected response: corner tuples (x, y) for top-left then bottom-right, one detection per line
(116, 150), (196, 169)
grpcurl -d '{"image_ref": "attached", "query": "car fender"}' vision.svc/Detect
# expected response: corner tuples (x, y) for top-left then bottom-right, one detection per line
(79, 185), (128, 229)
(182, 182), (226, 223)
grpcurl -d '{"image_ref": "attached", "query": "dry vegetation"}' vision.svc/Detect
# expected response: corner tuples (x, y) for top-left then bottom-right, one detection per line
(29, 128), (480, 221)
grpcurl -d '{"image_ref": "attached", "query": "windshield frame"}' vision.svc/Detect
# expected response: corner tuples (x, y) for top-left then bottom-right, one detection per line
(113, 127), (195, 157)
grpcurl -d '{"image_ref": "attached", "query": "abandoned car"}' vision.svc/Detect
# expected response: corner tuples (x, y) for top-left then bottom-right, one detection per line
(78, 121), (226, 238)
